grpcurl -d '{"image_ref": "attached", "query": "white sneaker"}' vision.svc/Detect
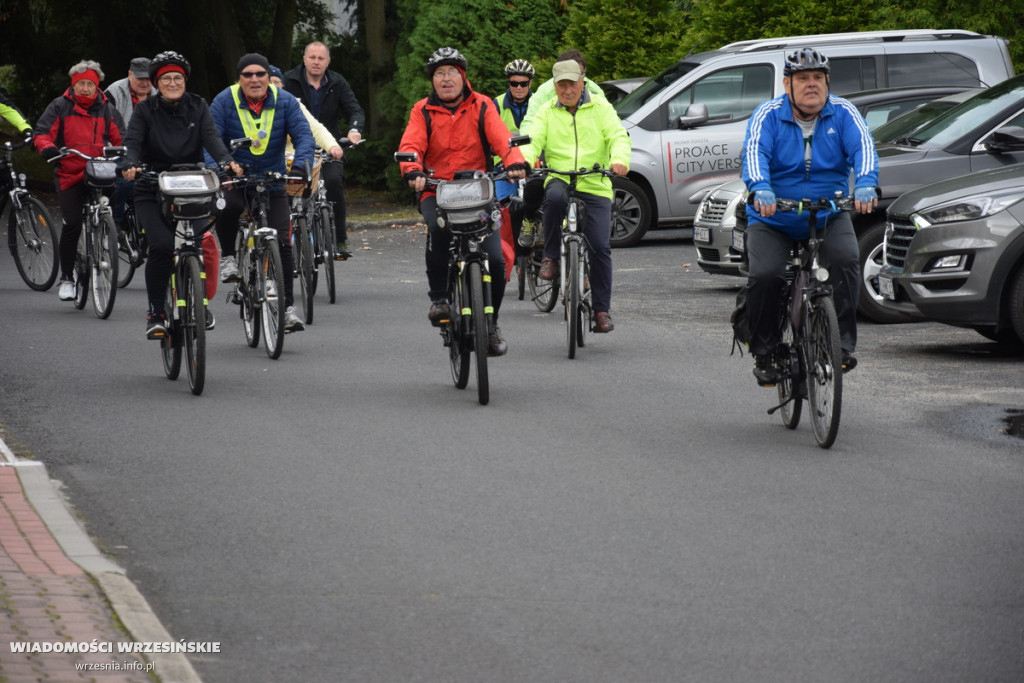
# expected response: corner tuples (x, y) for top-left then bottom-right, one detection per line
(220, 255), (239, 283)
(57, 279), (76, 301)
(284, 305), (305, 333)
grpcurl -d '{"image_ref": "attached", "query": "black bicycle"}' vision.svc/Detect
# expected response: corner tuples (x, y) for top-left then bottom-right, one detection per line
(51, 146), (124, 318)
(513, 184), (557, 313)
(759, 193), (852, 449)
(394, 147), (525, 405)
(116, 193), (146, 288)
(2, 135), (59, 291)
(144, 166), (222, 395)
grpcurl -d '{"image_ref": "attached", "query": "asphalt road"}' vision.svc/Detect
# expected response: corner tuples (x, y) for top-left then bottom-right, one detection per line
(0, 224), (1022, 683)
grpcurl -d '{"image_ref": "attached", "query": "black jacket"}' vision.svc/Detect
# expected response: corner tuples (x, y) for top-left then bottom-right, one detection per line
(123, 92), (232, 173)
(281, 66), (365, 141)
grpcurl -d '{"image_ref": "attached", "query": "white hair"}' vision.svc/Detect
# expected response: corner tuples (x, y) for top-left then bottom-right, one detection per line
(68, 60), (105, 82)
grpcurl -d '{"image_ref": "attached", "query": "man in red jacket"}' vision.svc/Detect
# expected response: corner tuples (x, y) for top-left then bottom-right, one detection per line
(398, 47), (527, 356)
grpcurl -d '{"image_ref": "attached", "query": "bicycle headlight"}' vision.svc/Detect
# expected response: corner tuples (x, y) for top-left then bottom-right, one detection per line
(911, 188), (1023, 228)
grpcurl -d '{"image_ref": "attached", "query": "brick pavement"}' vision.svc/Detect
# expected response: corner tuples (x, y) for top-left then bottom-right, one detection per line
(0, 465), (155, 682)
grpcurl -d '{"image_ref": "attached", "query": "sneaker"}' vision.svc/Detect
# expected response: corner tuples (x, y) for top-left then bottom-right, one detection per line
(265, 279), (278, 299)
(220, 255), (239, 283)
(487, 325), (508, 357)
(205, 308), (215, 331)
(146, 312), (167, 340)
(517, 224), (535, 248)
(753, 354), (779, 387)
(538, 258), (559, 281)
(336, 242), (352, 260)
(428, 299), (451, 327)
(284, 305), (305, 333)
(842, 354), (857, 373)
(57, 278), (76, 301)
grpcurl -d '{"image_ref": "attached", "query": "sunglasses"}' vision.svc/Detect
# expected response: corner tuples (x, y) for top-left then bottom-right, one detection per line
(240, 70), (268, 79)
(508, 80), (530, 87)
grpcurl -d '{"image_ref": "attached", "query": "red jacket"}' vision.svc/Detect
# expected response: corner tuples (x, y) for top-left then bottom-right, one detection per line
(33, 88), (123, 191)
(398, 85), (524, 197)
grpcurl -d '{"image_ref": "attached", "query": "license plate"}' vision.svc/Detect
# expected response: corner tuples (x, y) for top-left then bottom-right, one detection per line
(731, 229), (745, 252)
(879, 275), (895, 300)
(694, 226), (710, 243)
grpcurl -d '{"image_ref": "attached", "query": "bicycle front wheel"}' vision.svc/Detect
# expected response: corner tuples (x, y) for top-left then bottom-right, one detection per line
(527, 249), (558, 312)
(515, 254), (527, 300)
(566, 240), (581, 359)
(117, 225), (138, 288)
(259, 240), (286, 360)
(73, 231), (89, 310)
(806, 295), (842, 448)
(8, 195), (58, 291)
(161, 277), (182, 380)
(90, 213), (119, 319)
(468, 261), (489, 405)
(294, 214), (315, 324)
(448, 268), (469, 390)
(320, 205), (337, 303)
(182, 256), (206, 395)
(777, 313), (803, 430)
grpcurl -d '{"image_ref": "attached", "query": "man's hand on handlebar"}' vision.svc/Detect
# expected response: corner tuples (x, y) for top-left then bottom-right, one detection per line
(753, 189), (777, 218)
(610, 163), (628, 177)
(505, 162), (528, 180)
(853, 186), (878, 215)
(405, 170), (428, 193)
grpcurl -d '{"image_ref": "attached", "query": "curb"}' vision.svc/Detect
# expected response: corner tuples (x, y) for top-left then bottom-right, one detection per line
(348, 217), (423, 231)
(2, 438), (203, 683)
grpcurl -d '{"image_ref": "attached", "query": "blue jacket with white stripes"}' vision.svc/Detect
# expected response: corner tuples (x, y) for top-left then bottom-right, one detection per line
(742, 93), (878, 238)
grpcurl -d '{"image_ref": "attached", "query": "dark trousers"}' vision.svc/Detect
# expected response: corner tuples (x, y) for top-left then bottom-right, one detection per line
(57, 182), (89, 280)
(322, 158), (347, 244)
(540, 179), (613, 313)
(420, 194), (506, 324)
(216, 188), (296, 307)
(745, 213), (859, 357)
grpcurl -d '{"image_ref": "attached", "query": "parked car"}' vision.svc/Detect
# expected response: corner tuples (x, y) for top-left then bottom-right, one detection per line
(845, 85), (978, 130)
(609, 29), (1013, 248)
(876, 158), (1024, 346)
(872, 89), (980, 144)
(600, 77), (648, 105)
(693, 73), (1024, 323)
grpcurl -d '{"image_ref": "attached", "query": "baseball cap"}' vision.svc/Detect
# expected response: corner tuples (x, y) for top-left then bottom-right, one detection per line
(130, 57), (151, 78)
(552, 60), (582, 83)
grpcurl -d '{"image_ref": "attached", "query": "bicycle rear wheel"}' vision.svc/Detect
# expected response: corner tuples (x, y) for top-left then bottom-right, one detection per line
(182, 256), (206, 395)
(566, 240), (581, 359)
(294, 214), (315, 324)
(469, 261), (489, 405)
(515, 254), (527, 300)
(161, 278), (182, 380)
(806, 295), (842, 448)
(8, 195), (58, 291)
(320, 205), (337, 303)
(259, 240), (286, 359)
(90, 213), (118, 319)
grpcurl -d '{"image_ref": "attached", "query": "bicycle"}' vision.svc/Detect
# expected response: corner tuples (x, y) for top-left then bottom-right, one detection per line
(756, 193), (852, 449)
(1, 135), (59, 291)
(223, 165), (289, 360)
(513, 182), (557, 313)
(393, 151), (522, 405)
(285, 161), (315, 324)
(535, 165), (616, 359)
(50, 146), (124, 318)
(116, 194), (146, 288)
(312, 138), (362, 303)
(142, 165), (222, 395)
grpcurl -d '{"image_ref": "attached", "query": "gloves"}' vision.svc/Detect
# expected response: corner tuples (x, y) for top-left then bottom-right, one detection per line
(403, 170), (427, 183)
(753, 189), (776, 206)
(41, 146), (60, 161)
(854, 186), (877, 204)
(504, 163), (529, 175)
(287, 167), (308, 183)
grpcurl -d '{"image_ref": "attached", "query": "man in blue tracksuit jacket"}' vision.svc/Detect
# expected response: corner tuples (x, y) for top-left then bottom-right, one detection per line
(741, 47), (878, 386)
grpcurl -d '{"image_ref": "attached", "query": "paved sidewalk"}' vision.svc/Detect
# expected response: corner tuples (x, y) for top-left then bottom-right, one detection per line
(0, 439), (201, 683)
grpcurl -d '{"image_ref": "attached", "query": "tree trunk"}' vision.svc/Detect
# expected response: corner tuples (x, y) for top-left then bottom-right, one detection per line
(270, 0), (298, 69)
(363, 0), (390, 133)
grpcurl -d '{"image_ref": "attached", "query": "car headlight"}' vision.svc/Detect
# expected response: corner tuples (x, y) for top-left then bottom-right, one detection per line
(911, 189), (1024, 228)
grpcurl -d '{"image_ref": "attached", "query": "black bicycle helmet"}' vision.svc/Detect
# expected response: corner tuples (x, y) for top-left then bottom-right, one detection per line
(149, 51), (192, 80)
(504, 59), (535, 79)
(426, 47), (468, 77)
(783, 48), (830, 76)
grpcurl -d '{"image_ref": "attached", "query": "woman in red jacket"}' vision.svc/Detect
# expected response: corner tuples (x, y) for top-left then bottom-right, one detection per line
(398, 47), (527, 356)
(33, 61), (124, 302)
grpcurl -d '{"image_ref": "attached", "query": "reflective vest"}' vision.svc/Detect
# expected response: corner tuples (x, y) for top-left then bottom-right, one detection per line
(230, 84), (277, 155)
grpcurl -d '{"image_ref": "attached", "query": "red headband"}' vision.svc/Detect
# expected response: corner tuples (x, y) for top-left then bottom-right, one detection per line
(71, 70), (100, 86)
(156, 64), (186, 81)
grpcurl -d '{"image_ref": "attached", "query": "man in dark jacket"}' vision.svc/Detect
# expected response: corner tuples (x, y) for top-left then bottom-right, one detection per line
(282, 41), (365, 258)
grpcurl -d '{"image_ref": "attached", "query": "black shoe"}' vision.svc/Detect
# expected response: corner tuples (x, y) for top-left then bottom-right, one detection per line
(753, 354), (778, 386)
(205, 308), (215, 331)
(487, 326), (508, 357)
(842, 354), (857, 373)
(146, 312), (167, 340)
(335, 242), (352, 260)
(428, 299), (451, 326)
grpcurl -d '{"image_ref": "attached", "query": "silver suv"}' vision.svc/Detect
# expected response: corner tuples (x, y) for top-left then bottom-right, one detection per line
(610, 29), (1013, 248)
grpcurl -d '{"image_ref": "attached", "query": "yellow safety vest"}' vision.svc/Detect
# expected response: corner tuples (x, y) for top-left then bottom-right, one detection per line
(230, 84), (277, 156)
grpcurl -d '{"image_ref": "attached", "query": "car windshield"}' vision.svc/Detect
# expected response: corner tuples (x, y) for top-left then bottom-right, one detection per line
(615, 61), (698, 118)
(903, 79), (1024, 149)
(872, 101), (957, 144)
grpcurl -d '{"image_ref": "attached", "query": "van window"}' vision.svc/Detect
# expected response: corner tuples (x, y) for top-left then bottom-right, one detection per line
(665, 64), (773, 127)
(829, 58), (878, 94)
(616, 61), (699, 119)
(888, 53), (980, 88)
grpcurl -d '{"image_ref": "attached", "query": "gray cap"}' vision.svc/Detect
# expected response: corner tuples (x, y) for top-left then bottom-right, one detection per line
(129, 57), (151, 78)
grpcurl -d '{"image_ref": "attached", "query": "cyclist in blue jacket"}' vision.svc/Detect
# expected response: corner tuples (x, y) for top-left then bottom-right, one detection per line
(741, 47), (878, 386)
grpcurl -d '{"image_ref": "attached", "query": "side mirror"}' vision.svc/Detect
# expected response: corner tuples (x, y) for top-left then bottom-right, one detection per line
(983, 126), (1024, 153)
(394, 152), (418, 163)
(677, 102), (709, 130)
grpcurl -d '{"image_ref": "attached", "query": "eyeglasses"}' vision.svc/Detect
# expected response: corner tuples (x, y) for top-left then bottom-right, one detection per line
(508, 80), (530, 88)
(159, 75), (185, 84)
(240, 70), (268, 79)
(433, 69), (461, 79)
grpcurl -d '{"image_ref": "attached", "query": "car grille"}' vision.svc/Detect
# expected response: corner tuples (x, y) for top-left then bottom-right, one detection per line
(883, 216), (917, 269)
(697, 247), (720, 261)
(697, 196), (729, 224)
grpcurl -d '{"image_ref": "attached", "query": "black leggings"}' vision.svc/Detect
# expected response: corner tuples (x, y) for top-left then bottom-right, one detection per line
(216, 188), (295, 307)
(57, 182), (89, 280)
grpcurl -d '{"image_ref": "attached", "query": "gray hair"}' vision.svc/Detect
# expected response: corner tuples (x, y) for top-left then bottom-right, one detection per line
(68, 60), (105, 82)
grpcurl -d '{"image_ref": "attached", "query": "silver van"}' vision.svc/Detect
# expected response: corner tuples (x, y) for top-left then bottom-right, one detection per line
(610, 29), (1014, 247)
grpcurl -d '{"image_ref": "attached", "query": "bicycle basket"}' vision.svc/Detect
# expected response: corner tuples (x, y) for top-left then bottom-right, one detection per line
(158, 169), (222, 221)
(85, 159), (118, 188)
(436, 176), (496, 234)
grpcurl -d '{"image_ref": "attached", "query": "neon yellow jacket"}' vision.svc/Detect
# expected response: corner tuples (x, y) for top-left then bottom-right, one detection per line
(522, 91), (630, 200)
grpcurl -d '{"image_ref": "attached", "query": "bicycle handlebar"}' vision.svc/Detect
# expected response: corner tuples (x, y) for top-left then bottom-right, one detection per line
(51, 146), (126, 164)
(531, 165), (616, 180)
(3, 135), (34, 152)
(745, 191), (862, 213)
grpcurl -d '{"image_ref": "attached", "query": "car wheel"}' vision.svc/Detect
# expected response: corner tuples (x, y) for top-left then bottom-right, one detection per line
(857, 221), (912, 324)
(610, 177), (651, 248)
